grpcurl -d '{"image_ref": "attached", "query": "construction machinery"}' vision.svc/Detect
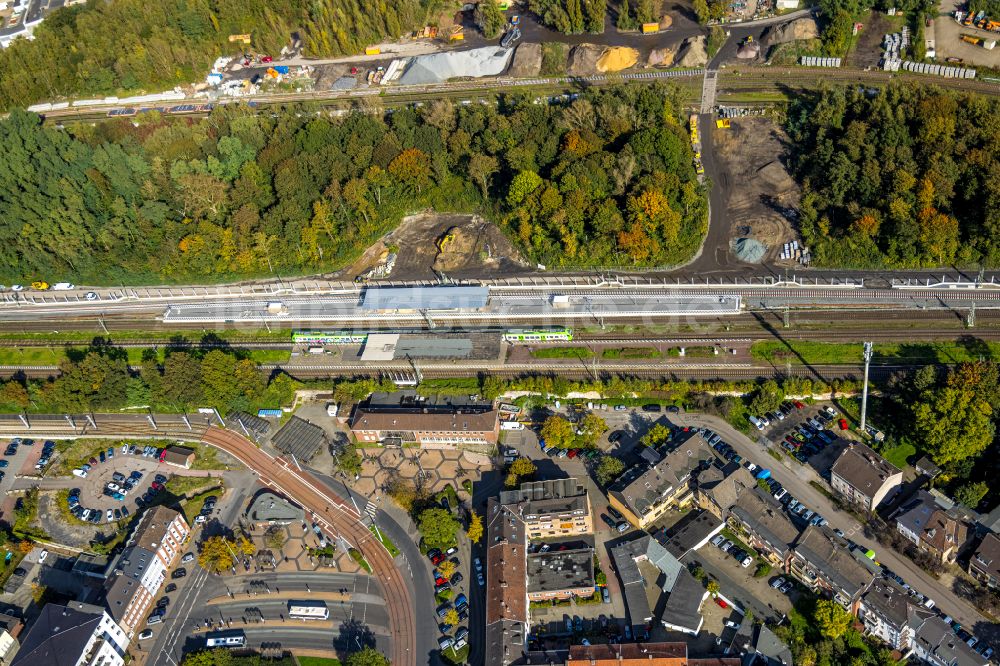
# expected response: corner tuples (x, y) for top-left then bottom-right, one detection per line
(436, 227), (458, 252)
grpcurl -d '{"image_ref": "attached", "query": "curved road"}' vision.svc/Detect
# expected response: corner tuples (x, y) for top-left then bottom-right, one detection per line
(199, 427), (418, 665)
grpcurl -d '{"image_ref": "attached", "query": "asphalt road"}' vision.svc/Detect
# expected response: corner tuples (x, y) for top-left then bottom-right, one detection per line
(198, 427), (418, 665)
(147, 478), (251, 666)
(312, 471), (442, 666)
(669, 411), (994, 637)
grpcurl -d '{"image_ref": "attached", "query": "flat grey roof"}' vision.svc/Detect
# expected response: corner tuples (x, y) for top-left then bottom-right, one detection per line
(247, 492), (304, 524)
(361, 286), (489, 311)
(526, 548), (594, 593)
(394, 336), (473, 358)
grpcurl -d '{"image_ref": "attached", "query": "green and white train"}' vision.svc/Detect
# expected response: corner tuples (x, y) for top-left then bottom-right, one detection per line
(292, 331), (368, 345)
(502, 328), (574, 342)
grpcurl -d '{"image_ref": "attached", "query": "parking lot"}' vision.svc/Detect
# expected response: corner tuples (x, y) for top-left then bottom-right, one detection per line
(755, 401), (850, 475)
(60, 444), (216, 527)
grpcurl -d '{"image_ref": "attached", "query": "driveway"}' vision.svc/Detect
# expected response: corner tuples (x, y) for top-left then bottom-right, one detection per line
(669, 411), (992, 635)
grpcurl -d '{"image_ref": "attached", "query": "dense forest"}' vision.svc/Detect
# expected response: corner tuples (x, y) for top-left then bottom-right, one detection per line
(0, 83), (706, 284)
(0, 342), (296, 415)
(528, 0), (607, 33)
(786, 83), (1000, 268)
(0, 0), (440, 110)
(615, 0), (660, 30)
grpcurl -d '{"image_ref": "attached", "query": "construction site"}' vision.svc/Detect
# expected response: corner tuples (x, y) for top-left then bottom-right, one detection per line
(344, 213), (531, 283)
(710, 117), (803, 266)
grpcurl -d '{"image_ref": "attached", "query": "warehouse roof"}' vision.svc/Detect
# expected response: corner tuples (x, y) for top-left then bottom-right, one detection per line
(360, 286), (489, 311)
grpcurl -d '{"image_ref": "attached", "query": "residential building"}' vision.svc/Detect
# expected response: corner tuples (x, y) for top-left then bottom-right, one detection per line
(104, 506), (190, 637)
(829, 443), (902, 512)
(11, 601), (129, 666)
(733, 623), (793, 666)
(609, 434), (715, 528)
(661, 510), (724, 560)
(728, 489), (801, 566)
(609, 534), (707, 636)
(858, 579), (933, 651)
(695, 462), (755, 519)
(0, 611), (20, 665)
(969, 532), (1000, 589)
(159, 445), (195, 469)
(562, 642), (740, 665)
(895, 491), (969, 564)
(350, 391), (499, 448)
(910, 615), (988, 666)
(521, 642), (741, 665)
(498, 478), (592, 539)
(788, 526), (874, 611)
(485, 497), (528, 666)
(526, 548), (595, 601)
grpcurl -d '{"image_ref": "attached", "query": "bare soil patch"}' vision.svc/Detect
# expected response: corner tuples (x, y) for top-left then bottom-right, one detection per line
(346, 212), (531, 282)
(711, 117), (802, 264)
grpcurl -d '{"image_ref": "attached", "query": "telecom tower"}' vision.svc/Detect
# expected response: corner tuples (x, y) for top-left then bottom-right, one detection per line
(860, 341), (873, 435)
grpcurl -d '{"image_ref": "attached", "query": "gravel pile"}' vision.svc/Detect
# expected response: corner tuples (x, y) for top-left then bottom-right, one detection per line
(732, 237), (767, 263)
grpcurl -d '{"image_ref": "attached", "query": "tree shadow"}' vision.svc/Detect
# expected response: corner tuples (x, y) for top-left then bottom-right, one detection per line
(334, 617), (378, 654)
(66, 337), (129, 363)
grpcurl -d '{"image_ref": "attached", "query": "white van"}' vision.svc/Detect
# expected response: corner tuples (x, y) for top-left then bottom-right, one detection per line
(748, 415), (765, 431)
(500, 421), (524, 431)
(52, 282), (75, 290)
(326, 403), (339, 418)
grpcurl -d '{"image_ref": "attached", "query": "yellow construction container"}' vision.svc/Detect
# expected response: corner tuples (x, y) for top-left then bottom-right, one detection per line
(365, 47), (381, 55)
(716, 118), (731, 129)
(642, 22), (659, 33)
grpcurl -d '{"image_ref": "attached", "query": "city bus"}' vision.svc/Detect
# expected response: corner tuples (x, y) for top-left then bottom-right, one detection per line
(288, 600), (330, 620)
(205, 630), (247, 648)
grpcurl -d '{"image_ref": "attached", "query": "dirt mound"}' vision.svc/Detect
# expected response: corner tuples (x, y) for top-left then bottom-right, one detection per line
(508, 42), (542, 77)
(675, 36), (708, 68)
(568, 44), (604, 75)
(346, 213), (530, 281)
(597, 46), (639, 72)
(762, 17), (819, 47)
(757, 160), (796, 190)
(658, 15), (673, 29)
(736, 40), (761, 59)
(647, 47), (676, 67)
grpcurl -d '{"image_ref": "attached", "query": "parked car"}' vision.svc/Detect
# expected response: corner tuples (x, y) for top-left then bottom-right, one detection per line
(138, 629), (154, 640)
(181, 552), (194, 563)
(770, 577), (786, 589)
(172, 568), (187, 579)
(477, 572), (485, 586)
(474, 557), (483, 572)
(601, 587), (610, 603)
